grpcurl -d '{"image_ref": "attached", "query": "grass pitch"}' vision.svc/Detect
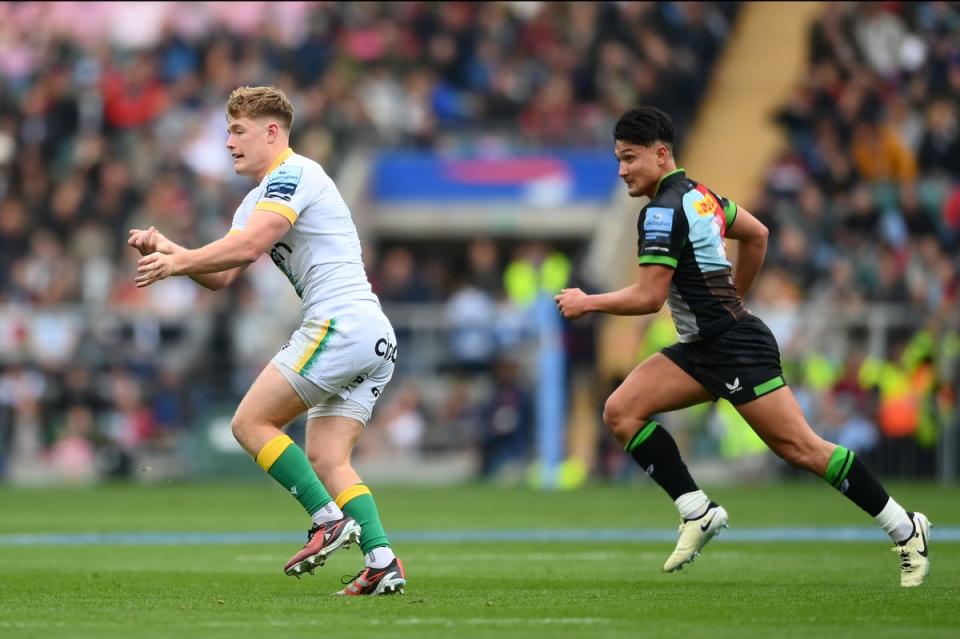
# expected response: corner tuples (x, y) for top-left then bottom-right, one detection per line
(0, 481), (958, 638)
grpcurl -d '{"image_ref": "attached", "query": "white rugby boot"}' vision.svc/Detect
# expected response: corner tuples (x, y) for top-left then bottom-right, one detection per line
(663, 502), (729, 572)
(893, 511), (930, 588)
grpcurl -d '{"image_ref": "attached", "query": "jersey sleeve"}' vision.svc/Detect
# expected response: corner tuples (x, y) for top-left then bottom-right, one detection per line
(710, 189), (738, 229)
(229, 201), (249, 234)
(637, 205), (687, 268)
(255, 164), (308, 225)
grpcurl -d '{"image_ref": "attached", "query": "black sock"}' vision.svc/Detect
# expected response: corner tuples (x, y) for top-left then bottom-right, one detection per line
(823, 445), (890, 517)
(625, 420), (699, 500)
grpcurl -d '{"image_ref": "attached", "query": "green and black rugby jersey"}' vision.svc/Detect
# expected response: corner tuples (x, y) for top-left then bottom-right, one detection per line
(637, 168), (749, 342)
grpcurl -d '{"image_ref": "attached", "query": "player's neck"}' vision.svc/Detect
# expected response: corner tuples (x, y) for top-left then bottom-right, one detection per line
(649, 161), (680, 198)
(257, 145), (293, 181)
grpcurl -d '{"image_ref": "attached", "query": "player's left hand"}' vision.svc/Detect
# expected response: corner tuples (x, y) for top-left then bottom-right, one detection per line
(555, 287), (589, 320)
(135, 252), (177, 288)
(128, 226), (159, 256)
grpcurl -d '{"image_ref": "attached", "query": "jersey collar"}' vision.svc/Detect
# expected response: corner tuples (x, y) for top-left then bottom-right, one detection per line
(654, 167), (685, 197)
(264, 147), (294, 177)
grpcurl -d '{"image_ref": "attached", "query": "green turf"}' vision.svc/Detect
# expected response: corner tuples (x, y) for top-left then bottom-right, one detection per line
(0, 481), (958, 639)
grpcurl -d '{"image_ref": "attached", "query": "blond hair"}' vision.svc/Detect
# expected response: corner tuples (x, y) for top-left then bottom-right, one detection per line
(226, 86), (294, 130)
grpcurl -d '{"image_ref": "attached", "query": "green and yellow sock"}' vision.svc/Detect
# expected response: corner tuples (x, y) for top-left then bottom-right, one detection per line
(256, 434), (333, 516)
(336, 484), (389, 554)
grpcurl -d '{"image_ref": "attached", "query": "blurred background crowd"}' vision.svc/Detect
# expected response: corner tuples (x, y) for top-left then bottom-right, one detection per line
(752, 1), (959, 479)
(0, 2), (956, 486)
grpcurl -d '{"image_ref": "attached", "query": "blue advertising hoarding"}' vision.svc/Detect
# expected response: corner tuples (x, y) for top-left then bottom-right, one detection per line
(371, 151), (620, 207)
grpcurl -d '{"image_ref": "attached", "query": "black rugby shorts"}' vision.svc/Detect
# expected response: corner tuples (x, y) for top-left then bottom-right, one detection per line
(661, 315), (787, 405)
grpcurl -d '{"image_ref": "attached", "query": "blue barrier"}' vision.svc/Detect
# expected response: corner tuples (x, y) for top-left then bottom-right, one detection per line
(372, 150), (619, 205)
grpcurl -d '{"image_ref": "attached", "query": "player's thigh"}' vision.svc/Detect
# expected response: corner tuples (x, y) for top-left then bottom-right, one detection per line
(606, 352), (713, 424)
(735, 386), (832, 474)
(233, 362), (310, 452)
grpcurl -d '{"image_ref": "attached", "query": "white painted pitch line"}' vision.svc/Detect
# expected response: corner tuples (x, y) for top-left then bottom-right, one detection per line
(3, 527), (960, 546)
(189, 618), (613, 628)
(387, 618), (611, 626)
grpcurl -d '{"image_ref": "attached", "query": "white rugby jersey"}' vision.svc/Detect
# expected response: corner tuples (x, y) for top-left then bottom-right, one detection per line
(230, 148), (383, 320)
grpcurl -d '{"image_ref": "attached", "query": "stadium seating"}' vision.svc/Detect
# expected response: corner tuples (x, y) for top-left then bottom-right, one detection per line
(0, 2), (955, 484)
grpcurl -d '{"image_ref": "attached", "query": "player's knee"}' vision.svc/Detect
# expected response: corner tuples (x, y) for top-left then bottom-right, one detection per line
(307, 449), (334, 476)
(230, 416), (246, 444)
(230, 412), (259, 446)
(308, 451), (350, 482)
(602, 397), (646, 441)
(601, 397), (621, 430)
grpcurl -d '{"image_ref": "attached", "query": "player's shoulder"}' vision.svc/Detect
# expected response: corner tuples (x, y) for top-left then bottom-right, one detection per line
(261, 151), (332, 205)
(268, 151), (328, 183)
(645, 185), (685, 215)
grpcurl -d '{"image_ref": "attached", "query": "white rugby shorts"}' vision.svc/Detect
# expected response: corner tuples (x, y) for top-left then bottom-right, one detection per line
(271, 314), (397, 424)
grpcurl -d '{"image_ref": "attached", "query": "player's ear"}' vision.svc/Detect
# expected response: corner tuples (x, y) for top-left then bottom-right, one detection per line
(656, 143), (670, 165)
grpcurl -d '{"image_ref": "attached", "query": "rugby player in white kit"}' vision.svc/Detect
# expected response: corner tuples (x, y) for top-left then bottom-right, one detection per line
(130, 86), (405, 596)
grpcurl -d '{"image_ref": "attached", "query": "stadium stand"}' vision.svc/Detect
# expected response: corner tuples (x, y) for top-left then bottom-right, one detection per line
(744, 2), (959, 480)
(0, 2), (955, 486)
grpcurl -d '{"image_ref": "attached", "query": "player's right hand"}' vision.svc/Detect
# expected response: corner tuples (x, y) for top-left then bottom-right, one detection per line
(555, 287), (590, 320)
(128, 226), (160, 256)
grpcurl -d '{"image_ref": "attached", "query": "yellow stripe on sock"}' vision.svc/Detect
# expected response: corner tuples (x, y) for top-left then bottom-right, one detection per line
(335, 484), (371, 509)
(293, 319), (332, 373)
(255, 434), (294, 471)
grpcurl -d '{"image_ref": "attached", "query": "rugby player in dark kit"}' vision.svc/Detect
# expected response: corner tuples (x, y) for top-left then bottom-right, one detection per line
(555, 107), (930, 587)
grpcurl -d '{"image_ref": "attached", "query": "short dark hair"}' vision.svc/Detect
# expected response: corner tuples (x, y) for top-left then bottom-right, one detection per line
(613, 107), (675, 148)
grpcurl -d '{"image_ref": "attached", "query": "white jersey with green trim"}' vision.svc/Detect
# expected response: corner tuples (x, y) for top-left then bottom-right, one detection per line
(230, 148), (383, 320)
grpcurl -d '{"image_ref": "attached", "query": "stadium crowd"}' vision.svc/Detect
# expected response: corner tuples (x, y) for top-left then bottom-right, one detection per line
(601, 1), (959, 482)
(0, 1), (739, 482)
(0, 2), (955, 484)
(747, 1), (959, 478)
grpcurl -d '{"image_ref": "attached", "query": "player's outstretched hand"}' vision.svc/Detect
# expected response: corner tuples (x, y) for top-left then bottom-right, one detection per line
(129, 226), (177, 256)
(128, 226), (159, 256)
(136, 252), (177, 288)
(555, 287), (589, 320)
